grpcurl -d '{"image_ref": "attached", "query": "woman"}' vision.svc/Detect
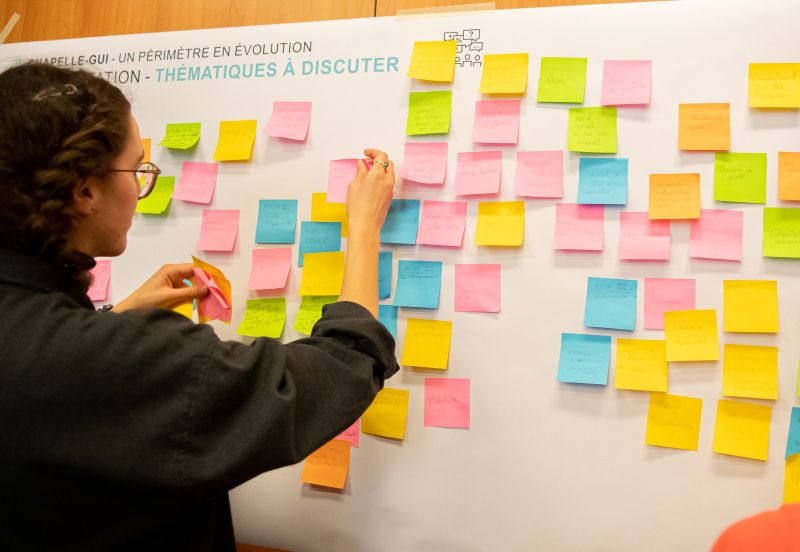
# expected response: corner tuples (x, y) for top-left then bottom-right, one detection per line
(0, 63), (398, 551)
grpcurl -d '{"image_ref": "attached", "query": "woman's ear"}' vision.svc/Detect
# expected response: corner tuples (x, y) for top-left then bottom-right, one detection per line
(72, 177), (98, 216)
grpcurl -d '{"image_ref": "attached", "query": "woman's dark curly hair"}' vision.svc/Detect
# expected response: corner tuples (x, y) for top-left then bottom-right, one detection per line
(0, 63), (131, 288)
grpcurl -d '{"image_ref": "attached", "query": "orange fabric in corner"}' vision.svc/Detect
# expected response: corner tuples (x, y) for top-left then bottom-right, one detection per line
(711, 504), (800, 552)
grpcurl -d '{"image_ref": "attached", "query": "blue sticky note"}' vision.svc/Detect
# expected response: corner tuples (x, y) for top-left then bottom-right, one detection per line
(256, 199), (298, 244)
(379, 251), (393, 300)
(381, 199), (421, 245)
(378, 304), (399, 339)
(577, 158), (628, 205)
(787, 406), (800, 459)
(557, 333), (611, 385)
(393, 260), (442, 309)
(298, 221), (341, 266)
(584, 277), (637, 331)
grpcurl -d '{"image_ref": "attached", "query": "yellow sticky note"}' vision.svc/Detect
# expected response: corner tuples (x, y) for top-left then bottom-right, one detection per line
(648, 173), (701, 220)
(713, 398), (772, 461)
(299, 251), (345, 296)
(300, 439), (350, 490)
(645, 393), (702, 451)
(401, 318), (452, 370)
(723, 344), (778, 401)
(779, 152), (800, 201)
(480, 53), (529, 94)
(723, 280), (778, 333)
(191, 256), (232, 324)
(615, 339), (668, 392)
(311, 192), (348, 237)
(749, 63), (800, 108)
(678, 103), (730, 151)
(141, 138), (151, 163)
(213, 120), (257, 161)
(664, 309), (719, 362)
(475, 201), (524, 246)
(236, 297), (286, 338)
(361, 387), (410, 440)
(172, 300), (193, 320)
(785, 455), (800, 503)
(407, 40), (456, 82)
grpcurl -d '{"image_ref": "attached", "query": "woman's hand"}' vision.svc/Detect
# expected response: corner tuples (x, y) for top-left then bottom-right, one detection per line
(346, 148), (395, 238)
(112, 263), (208, 313)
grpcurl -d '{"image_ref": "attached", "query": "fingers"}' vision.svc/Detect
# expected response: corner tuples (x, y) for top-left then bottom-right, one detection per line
(363, 148), (389, 164)
(355, 159), (369, 178)
(167, 284), (208, 306)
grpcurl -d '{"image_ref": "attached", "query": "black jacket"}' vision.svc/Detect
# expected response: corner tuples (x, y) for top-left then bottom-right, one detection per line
(0, 249), (399, 551)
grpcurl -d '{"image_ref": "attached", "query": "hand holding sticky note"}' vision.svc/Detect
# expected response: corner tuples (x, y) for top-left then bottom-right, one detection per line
(192, 256), (232, 324)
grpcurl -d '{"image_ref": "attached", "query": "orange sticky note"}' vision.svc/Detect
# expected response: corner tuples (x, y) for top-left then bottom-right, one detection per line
(678, 103), (730, 151)
(779, 152), (800, 201)
(649, 173), (701, 220)
(191, 256), (232, 324)
(141, 138), (151, 163)
(300, 439), (350, 490)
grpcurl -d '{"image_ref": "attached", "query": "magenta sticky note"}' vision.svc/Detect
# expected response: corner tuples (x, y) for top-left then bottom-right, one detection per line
(472, 99), (521, 144)
(334, 418), (360, 448)
(417, 200), (468, 247)
(553, 204), (604, 251)
(247, 247), (292, 290)
(689, 209), (743, 262)
(618, 211), (670, 261)
(327, 159), (361, 203)
(644, 278), (696, 330)
(601, 60), (652, 106)
(424, 377), (470, 429)
(196, 210), (240, 252)
(455, 150), (502, 196)
(193, 267), (232, 323)
(514, 150), (563, 198)
(454, 264), (501, 313)
(173, 161), (218, 204)
(87, 259), (111, 302)
(264, 101), (312, 141)
(400, 141), (448, 185)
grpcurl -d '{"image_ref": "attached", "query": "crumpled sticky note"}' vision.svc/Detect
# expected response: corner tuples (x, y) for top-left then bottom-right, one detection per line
(191, 256), (232, 324)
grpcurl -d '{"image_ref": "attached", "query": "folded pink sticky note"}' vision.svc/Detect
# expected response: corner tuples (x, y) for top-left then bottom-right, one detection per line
(334, 418), (360, 448)
(264, 101), (312, 141)
(87, 259), (111, 301)
(689, 209), (743, 262)
(247, 247), (292, 290)
(173, 161), (218, 204)
(196, 210), (240, 251)
(424, 377), (470, 429)
(193, 267), (232, 323)
(644, 278), (696, 330)
(399, 141), (448, 185)
(514, 151), (563, 198)
(472, 99), (521, 144)
(417, 200), (467, 247)
(553, 204), (604, 251)
(326, 159), (361, 203)
(454, 264), (501, 313)
(455, 150), (502, 196)
(618, 211), (670, 261)
(601, 60), (652, 106)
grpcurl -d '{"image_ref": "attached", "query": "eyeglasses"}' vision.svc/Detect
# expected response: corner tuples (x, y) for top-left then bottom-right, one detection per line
(106, 162), (161, 199)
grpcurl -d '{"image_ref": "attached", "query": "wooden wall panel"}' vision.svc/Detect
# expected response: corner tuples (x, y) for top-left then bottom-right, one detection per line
(377, 0), (661, 16)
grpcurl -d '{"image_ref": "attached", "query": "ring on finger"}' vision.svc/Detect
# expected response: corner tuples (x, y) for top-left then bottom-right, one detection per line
(375, 161), (389, 170)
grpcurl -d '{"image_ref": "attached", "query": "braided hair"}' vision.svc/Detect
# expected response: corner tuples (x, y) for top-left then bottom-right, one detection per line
(0, 63), (131, 289)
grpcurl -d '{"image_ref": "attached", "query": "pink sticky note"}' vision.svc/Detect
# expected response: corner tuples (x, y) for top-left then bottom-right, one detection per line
(455, 151), (502, 196)
(193, 267), (232, 323)
(173, 161), (218, 204)
(87, 259), (111, 302)
(334, 419), (360, 448)
(601, 60), (652, 106)
(472, 99), (521, 144)
(618, 212), (671, 261)
(689, 209), (743, 262)
(326, 159), (361, 203)
(514, 150), (563, 198)
(196, 210), (240, 251)
(424, 378), (470, 429)
(247, 247), (292, 290)
(417, 200), (468, 247)
(454, 264), (501, 313)
(644, 278), (696, 330)
(264, 101), (312, 141)
(400, 141), (448, 185)
(553, 204), (604, 251)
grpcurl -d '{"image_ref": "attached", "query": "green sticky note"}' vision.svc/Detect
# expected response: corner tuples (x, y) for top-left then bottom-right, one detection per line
(236, 298), (286, 338)
(135, 176), (174, 215)
(294, 295), (338, 335)
(714, 152), (767, 203)
(406, 91), (452, 136)
(568, 107), (617, 153)
(763, 207), (800, 258)
(537, 57), (588, 103)
(158, 122), (201, 149)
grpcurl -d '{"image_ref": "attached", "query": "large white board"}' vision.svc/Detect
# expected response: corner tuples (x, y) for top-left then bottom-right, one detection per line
(3, 1), (800, 549)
